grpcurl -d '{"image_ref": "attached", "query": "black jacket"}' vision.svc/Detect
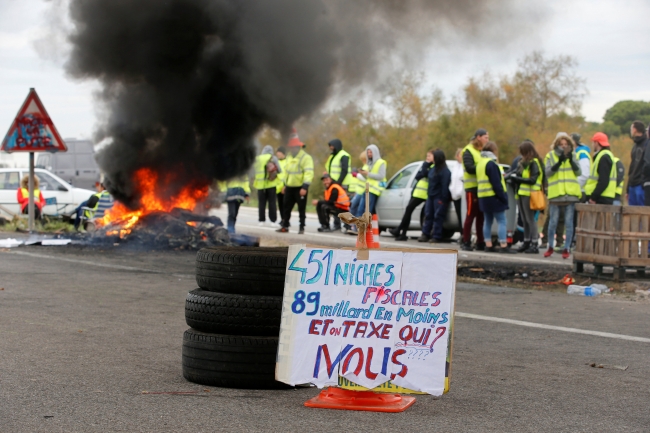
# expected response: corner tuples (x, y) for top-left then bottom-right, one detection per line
(478, 160), (509, 213)
(327, 139), (349, 185)
(589, 150), (614, 204)
(427, 165), (451, 202)
(629, 134), (648, 188)
(411, 161), (432, 196)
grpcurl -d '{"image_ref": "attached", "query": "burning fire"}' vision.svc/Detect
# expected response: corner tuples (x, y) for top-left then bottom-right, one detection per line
(100, 167), (210, 237)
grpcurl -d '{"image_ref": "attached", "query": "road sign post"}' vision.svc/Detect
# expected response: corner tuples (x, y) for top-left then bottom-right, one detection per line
(1, 88), (68, 231)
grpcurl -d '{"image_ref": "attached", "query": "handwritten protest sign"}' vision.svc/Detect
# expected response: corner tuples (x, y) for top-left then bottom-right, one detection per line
(276, 245), (457, 396)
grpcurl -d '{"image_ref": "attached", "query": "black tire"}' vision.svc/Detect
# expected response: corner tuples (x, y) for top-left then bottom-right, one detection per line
(182, 329), (289, 389)
(185, 289), (282, 336)
(196, 247), (288, 295)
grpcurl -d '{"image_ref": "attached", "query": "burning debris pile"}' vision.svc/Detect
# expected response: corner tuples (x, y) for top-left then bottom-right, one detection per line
(88, 167), (233, 250)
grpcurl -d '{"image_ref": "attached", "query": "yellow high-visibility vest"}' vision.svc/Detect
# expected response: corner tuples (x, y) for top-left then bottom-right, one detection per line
(476, 158), (506, 198)
(253, 154), (280, 190)
(584, 149), (617, 199)
(367, 158), (387, 196)
(285, 149), (314, 187)
(326, 150), (353, 186)
(544, 151), (582, 200)
(412, 163), (434, 200)
(462, 144), (482, 189)
(351, 164), (368, 195)
(517, 158), (543, 197)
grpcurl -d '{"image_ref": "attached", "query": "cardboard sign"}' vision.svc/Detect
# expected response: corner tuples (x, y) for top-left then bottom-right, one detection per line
(276, 245), (457, 396)
(1, 88), (67, 153)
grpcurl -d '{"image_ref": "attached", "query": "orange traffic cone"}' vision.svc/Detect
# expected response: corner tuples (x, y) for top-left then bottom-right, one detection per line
(369, 214), (380, 248)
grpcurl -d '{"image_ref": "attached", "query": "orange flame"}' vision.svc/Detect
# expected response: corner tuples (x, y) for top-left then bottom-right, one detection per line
(99, 167), (209, 236)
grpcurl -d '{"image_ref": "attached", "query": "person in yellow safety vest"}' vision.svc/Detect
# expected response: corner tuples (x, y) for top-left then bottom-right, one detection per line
(543, 132), (582, 259)
(312, 174), (350, 232)
(325, 139), (352, 190)
(461, 128), (490, 252)
(217, 177), (250, 234)
(476, 141), (515, 254)
(253, 145), (282, 226)
(356, 144), (386, 215)
(346, 151), (368, 235)
(17, 175), (45, 219)
(388, 150), (434, 241)
(509, 140), (543, 254)
(275, 146), (287, 225)
(585, 132), (618, 206)
(73, 182), (113, 230)
(613, 156), (625, 205)
(276, 128), (314, 234)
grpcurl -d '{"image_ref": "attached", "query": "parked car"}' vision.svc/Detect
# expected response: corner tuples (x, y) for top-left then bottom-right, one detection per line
(376, 161), (461, 239)
(376, 160), (513, 240)
(0, 168), (95, 217)
(36, 139), (101, 190)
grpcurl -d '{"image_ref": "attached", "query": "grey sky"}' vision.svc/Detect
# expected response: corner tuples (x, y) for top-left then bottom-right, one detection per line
(1, 0), (649, 142)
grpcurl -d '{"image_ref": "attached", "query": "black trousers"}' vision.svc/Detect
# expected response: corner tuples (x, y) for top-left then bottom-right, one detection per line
(257, 188), (277, 223)
(226, 200), (241, 234)
(277, 192), (284, 222)
(282, 186), (307, 228)
(316, 201), (342, 228)
(396, 196), (426, 235)
(453, 199), (462, 229)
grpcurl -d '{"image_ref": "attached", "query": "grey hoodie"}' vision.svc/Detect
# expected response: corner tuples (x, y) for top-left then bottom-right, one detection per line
(365, 144), (386, 181)
(261, 145), (281, 173)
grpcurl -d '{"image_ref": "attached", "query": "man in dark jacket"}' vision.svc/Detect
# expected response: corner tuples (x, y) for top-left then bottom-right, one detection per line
(326, 139), (351, 189)
(628, 121), (648, 205)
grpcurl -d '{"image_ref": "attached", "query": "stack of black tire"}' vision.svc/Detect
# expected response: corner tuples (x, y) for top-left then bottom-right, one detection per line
(182, 246), (290, 389)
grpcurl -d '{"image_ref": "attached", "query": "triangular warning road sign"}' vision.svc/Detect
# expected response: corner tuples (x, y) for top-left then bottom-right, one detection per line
(1, 88), (67, 153)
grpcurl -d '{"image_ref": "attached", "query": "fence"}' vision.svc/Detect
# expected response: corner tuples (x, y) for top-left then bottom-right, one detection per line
(574, 204), (650, 281)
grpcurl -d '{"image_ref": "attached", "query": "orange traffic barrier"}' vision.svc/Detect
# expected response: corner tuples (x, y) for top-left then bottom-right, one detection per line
(304, 387), (415, 412)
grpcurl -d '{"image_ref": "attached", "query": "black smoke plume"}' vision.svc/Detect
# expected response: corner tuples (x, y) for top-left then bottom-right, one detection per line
(64, 0), (544, 206)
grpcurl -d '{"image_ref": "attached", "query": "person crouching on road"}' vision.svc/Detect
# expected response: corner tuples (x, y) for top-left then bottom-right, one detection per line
(585, 132), (617, 205)
(419, 150), (451, 244)
(17, 175), (45, 220)
(218, 177), (250, 234)
(477, 142), (514, 253)
(357, 144), (387, 215)
(253, 145), (282, 226)
(461, 128), (489, 251)
(389, 150), (434, 241)
(73, 182), (113, 230)
(277, 129), (314, 235)
(543, 132), (582, 259)
(510, 140), (543, 254)
(312, 174), (350, 232)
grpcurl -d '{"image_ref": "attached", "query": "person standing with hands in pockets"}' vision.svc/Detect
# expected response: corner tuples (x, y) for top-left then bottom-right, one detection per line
(277, 129), (314, 235)
(418, 150), (451, 244)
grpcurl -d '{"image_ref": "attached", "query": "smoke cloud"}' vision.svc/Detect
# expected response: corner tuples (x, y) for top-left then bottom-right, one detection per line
(64, 0), (545, 206)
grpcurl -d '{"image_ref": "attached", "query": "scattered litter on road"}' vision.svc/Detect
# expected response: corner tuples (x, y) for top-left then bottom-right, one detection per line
(141, 390), (207, 395)
(0, 238), (23, 248)
(567, 284), (611, 297)
(41, 239), (72, 246)
(588, 363), (628, 371)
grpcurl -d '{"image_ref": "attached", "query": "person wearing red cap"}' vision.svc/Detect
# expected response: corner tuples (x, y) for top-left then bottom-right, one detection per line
(585, 132), (617, 205)
(276, 129), (314, 234)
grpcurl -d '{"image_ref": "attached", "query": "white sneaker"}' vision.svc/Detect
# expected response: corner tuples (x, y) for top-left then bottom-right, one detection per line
(258, 222), (265, 227)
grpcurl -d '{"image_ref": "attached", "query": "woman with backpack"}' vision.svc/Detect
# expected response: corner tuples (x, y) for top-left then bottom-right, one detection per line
(509, 140), (543, 254)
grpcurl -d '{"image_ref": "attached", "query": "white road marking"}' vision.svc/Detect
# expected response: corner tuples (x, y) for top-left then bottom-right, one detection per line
(456, 312), (650, 343)
(3, 250), (163, 273)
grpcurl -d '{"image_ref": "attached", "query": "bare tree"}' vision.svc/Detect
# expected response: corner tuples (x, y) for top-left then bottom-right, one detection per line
(513, 51), (587, 128)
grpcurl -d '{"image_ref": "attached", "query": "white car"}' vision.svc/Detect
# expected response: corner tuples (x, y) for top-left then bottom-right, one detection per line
(376, 160), (461, 239)
(0, 168), (96, 217)
(376, 160), (514, 240)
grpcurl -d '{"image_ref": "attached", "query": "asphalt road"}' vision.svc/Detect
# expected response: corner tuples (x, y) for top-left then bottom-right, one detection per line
(1, 244), (648, 432)
(212, 205), (573, 267)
